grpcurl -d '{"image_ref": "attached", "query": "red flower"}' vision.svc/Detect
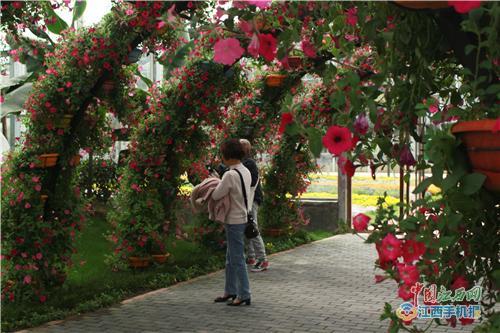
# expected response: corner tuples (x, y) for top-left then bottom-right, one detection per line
(380, 233), (402, 261)
(352, 213), (370, 232)
(258, 33), (277, 62)
(39, 295), (47, 303)
(451, 275), (469, 290)
(345, 7), (358, 26)
(397, 263), (420, 286)
(459, 318), (474, 326)
(402, 239), (426, 263)
(338, 155), (356, 177)
(322, 125), (354, 156)
(448, 1), (481, 13)
(301, 39), (316, 58)
(398, 284), (413, 300)
(278, 113), (293, 134)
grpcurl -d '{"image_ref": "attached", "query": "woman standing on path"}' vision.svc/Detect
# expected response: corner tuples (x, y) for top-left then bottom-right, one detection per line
(212, 138), (254, 306)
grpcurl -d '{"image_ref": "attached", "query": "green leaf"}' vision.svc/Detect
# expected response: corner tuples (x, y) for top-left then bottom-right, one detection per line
(440, 236), (456, 247)
(441, 172), (462, 192)
(461, 173), (486, 195)
(306, 127), (323, 158)
(465, 44), (476, 55)
(71, 0), (87, 27)
(413, 177), (433, 194)
(285, 122), (301, 136)
(162, 42), (194, 77)
(44, 4), (69, 35)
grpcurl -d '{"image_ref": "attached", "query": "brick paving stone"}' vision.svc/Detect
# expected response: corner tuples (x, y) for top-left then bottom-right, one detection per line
(18, 234), (479, 333)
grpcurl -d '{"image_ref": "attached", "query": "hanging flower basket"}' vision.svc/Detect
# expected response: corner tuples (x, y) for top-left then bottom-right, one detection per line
(152, 253), (170, 264)
(36, 153), (59, 168)
(263, 228), (287, 237)
(452, 119), (500, 192)
(393, 1), (449, 10)
(265, 74), (287, 87)
(128, 256), (151, 268)
(54, 114), (73, 129)
(287, 56), (303, 69)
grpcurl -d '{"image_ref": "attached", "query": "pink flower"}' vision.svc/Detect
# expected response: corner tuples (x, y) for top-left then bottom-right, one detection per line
(247, 0), (271, 9)
(338, 155), (355, 178)
(238, 19), (253, 34)
(301, 39), (316, 58)
(322, 125), (354, 156)
(354, 114), (369, 135)
(278, 113), (293, 134)
(380, 233), (402, 261)
(125, 8), (134, 15)
(429, 104), (439, 114)
(258, 33), (277, 62)
(156, 21), (166, 30)
(213, 38), (244, 65)
(34, 184), (41, 192)
(23, 275), (32, 284)
(399, 145), (416, 167)
(375, 275), (388, 283)
(35, 252), (43, 260)
(402, 239), (426, 263)
(397, 263), (420, 286)
(25, 202), (31, 209)
(65, 82), (72, 88)
(247, 33), (260, 58)
(345, 7), (358, 26)
(0, 95), (4, 104)
(448, 1), (481, 13)
(352, 213), (370, 232)
(492, 117), (500, 133)
(131, 183), (141, 192)
(398, 284), (413, 301)
(167, 4), (177, 22)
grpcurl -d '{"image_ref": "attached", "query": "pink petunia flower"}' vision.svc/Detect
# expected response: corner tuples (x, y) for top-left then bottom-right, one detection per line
(397, 263), (420, 286)
(258, 33), (277, 62)
(247, 0), (272, 9)
(448, 1), (481, 13)
(238, 19), (253, 34)
(380, 233), (402, 261)
(301, 39), (317, 58)
(345, 7), (358, 26)
(402, 239), (426, 263)
(322, 125), (354, 156)
(354, 113), (369, 135)
(213, 38), (245, 65)
(352, 213), (370, 232)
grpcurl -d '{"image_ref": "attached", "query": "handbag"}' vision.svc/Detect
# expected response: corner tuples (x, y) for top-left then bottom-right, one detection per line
(234, 169), (260, 239)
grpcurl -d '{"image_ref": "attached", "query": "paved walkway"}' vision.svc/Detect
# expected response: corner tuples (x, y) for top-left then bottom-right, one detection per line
(20, 234), (477, 333)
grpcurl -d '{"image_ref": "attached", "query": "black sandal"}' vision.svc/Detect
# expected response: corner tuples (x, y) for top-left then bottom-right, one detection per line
(227, 298), (251, 306)
(214, 294), (236, 303)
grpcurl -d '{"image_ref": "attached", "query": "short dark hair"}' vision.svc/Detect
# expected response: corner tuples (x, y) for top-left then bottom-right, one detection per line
(220, 138), (245, 160)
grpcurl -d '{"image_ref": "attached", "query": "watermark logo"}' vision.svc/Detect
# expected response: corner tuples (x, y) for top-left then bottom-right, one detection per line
(396, 282), (482, 321)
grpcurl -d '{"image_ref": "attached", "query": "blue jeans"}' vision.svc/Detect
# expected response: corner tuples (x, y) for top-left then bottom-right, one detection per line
(224, 223), (251, 300)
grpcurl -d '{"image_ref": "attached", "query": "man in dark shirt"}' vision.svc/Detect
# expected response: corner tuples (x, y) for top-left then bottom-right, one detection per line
(240, 139), (269, 272)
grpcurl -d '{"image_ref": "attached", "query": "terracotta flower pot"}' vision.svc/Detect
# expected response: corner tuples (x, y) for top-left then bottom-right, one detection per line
(452, 119), (500, 192)
(152, 253), (170, 264)
(393, 1), (449, 10)
(287, 56), (303, 69)
(36, 153), (59, 168)
(54, 114), (73, 129)
(263, 228), (286, 237)
(265, 74), (286, 87)
(128, 256), (151, 268)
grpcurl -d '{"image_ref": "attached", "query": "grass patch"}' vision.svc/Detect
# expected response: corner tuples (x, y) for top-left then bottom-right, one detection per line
(2, 214), (335, 332)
